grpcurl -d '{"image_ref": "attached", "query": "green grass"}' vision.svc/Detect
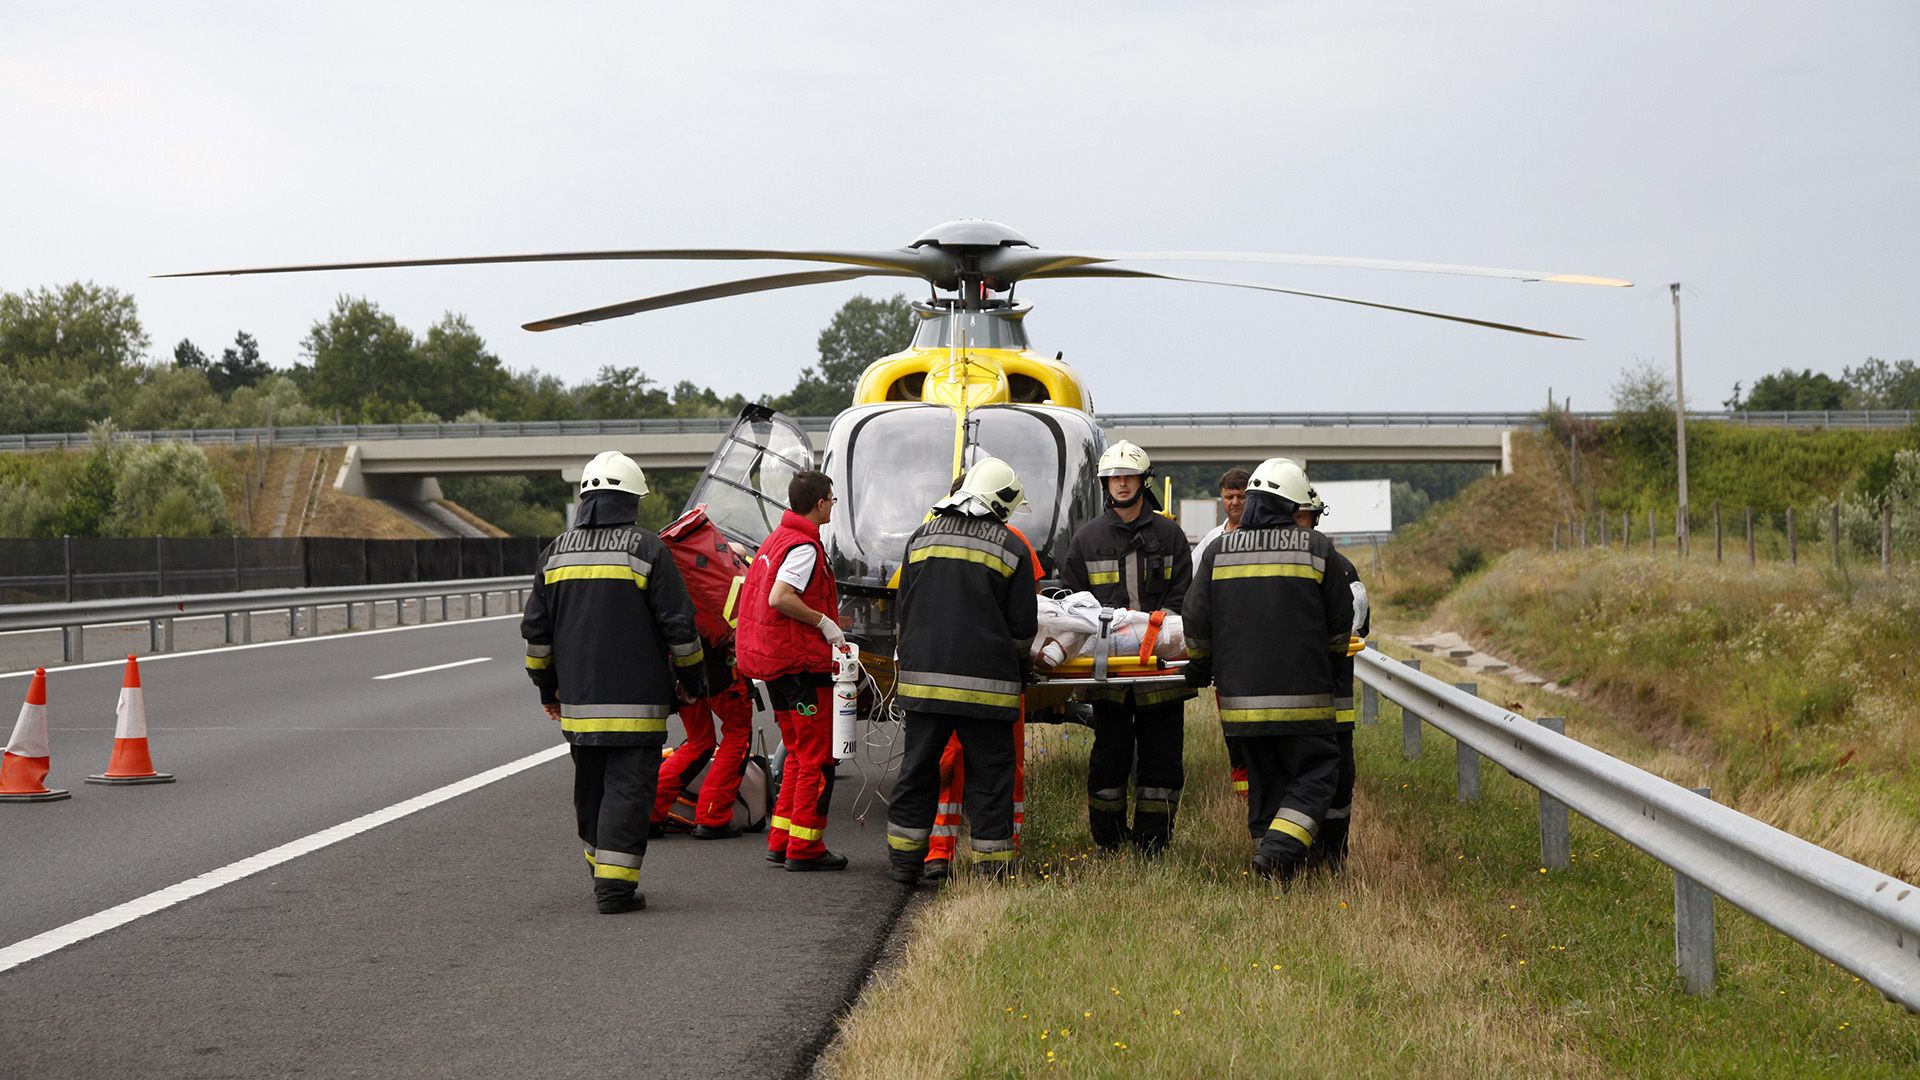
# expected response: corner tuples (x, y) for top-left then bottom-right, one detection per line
(823, 676), (1917, 1078)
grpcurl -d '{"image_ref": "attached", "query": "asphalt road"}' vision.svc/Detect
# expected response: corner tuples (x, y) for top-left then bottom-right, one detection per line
(0, 616), (909, 1079)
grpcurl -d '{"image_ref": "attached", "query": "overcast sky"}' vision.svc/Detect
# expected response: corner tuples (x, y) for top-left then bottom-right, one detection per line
(3, 1), (1914, 415)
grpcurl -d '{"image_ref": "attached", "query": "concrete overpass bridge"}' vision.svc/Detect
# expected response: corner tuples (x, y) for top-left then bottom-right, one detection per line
(4, 410), (1910, 500)
(329, 412), (1523, 498)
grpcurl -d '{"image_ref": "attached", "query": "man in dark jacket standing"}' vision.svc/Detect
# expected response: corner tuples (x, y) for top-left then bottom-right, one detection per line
(522, 451), (706, 914)
(1060, 440), (1195, 854)
(886, 458), (1039, 885)
(1183, 457), (1351, 883)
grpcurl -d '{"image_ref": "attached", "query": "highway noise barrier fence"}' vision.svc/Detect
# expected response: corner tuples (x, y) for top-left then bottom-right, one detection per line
(86, 656), (174, 786)
(1, 668), (68, 802)
(0, 535), (549, 606)
(1358, 647), (1920, 1013)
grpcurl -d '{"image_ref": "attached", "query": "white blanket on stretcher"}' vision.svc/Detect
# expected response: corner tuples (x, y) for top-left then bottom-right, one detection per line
(1033, 591), (1187, 667)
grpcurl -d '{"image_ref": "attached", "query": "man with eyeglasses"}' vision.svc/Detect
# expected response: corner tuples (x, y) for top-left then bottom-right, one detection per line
(736, 469), (851, 872)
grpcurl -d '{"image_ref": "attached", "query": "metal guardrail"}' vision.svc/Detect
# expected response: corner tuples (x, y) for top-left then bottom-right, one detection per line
(1, 577), (529, 663)
(1357, 648), (1920, 1011)
(2, 410), (1911, 452)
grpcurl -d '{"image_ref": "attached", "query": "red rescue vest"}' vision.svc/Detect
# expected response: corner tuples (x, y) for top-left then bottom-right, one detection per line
(735, 510), (839, 680)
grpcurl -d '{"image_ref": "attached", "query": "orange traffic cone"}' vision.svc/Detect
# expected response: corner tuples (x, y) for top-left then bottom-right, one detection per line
(1, 668), (70, 802)
(87, 656), (174, 785)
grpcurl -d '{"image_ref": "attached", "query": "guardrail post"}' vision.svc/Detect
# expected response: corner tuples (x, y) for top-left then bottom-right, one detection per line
(224, 612), (236, 645)
(242, 610), (255, 644)
(1361, 647), (1379, 727)
(288, 606), (299, 638)
(304, 605), (318, 636)
(1675, 786), (1718, 996)
(440, 595), (449, 622)
(464, 593), (473, 619)
(1453, 682), (1481, 801)
(1402, 659), (1422, 759)
(395, 598), (407, 626)
(147, 617), (174, 653)
(346, 601), (358, 631)
(1536, 717), (1570, 869)
(481, 591), (491, 617)
(63, 625), (84, 663)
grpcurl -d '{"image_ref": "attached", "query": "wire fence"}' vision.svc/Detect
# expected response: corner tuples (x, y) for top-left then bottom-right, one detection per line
(1552, 499), (1918, 572)
(0, 535), (549, 605)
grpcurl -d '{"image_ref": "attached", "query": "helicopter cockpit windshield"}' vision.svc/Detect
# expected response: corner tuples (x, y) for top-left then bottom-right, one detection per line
(680, 405), (816, 549)
(822, 402), (1104, 592)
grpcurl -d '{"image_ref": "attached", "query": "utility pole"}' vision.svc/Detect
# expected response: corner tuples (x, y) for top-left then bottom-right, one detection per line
(1671, 284), (1690, 556)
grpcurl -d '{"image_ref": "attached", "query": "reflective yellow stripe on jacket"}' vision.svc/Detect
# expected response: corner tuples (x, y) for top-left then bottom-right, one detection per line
(558, 702), (672, 735)
(543, 551), (653, 589)
(895, 669), (1022, 710)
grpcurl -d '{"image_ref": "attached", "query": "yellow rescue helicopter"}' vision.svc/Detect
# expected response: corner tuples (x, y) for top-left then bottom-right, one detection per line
(165, 219), (1627, 698)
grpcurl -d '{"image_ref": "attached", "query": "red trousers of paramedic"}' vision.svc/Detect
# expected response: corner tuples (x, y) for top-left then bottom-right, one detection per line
(768, 684), (836, 860)
(927, 709), (1026, 863)
(653, 675), (754, 828)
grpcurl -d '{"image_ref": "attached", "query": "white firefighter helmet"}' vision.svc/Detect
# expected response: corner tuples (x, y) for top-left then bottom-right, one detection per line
(935, 457), (1028, 519)
(1097, 440), (1152, 478)
(1247, 457), (1314, 507)
(579, 451), (650, 498)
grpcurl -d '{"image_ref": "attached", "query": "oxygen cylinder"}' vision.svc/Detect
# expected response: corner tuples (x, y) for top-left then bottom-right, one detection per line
(831, 642), (861, 759)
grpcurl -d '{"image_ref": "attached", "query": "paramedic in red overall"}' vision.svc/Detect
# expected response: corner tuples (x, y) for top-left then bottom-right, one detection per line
(735, 469), (850, 871)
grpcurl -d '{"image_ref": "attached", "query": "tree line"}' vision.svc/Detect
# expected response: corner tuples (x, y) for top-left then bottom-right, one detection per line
(0, 283), (916, 538)
(0, 283), (916, 434)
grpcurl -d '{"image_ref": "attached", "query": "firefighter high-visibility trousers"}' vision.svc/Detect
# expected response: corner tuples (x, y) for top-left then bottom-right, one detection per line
(768, 684), (836, 861)
(889, 710), (1017, 875)
(1087, 699), (1185, 852)
(572, 744), (660, 901)
(1238, 733), (1341, 876)
(927, 712), (1025, 863)
(653, 675), (754, 828)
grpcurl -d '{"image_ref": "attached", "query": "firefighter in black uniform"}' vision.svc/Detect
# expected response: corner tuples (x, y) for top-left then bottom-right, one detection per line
(1301, 489), (1369, 871)
(886, 458), (1040, 885)
(1183, 457), (1352, 882)
(1060, 440), (1195, 854)
(522, 451), (706, 913)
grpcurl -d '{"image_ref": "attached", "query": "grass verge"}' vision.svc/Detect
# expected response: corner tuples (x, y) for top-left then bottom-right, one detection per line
(822, 675), (1917, 1078)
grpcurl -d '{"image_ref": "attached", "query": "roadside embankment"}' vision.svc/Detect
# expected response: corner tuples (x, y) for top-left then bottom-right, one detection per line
(1436, 549), (1920, 880)
(821, 683), (1916, 1078)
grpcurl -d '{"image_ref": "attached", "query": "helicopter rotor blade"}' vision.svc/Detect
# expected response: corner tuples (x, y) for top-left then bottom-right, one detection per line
(997, 250), (1631, 288)
(522, 267), (918, 331)
(156, 247), (933, 279)
(1027, 266), (1584, 339)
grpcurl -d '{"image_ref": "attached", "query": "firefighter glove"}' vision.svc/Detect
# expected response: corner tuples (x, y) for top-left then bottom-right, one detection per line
(1182, 658), (1213, 688)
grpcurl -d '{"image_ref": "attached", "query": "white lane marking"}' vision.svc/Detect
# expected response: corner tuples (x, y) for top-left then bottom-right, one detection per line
(0, 613), (521, 681)
(373, 656), (492, 681)
(0, 742), (570, 976)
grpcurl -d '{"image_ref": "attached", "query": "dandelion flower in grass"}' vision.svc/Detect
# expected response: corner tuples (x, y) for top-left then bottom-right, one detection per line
(1538, 867), (1548, 874)
(1083, 1011), (1093, 1018)
(1338, 900), (1348, 910)
(1113, 1042), (1129, 1050)
(1172, 1009), (1183, 1016)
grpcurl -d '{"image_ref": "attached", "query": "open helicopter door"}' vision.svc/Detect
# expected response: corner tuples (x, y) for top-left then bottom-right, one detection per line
(682, 404), (817, 554)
